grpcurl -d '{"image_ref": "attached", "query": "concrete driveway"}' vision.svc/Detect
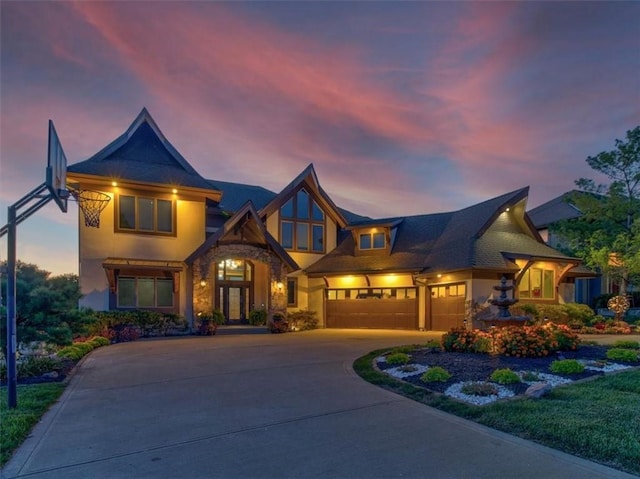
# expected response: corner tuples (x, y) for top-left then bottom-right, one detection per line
(3, 329), (635, 479)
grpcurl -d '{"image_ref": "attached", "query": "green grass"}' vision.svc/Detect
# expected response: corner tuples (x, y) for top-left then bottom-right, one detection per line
(355, 349), (640, 476)
(0, 383), (65, 467)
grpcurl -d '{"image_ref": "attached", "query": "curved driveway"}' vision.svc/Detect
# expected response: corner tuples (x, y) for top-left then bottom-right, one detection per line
(3, 330), (634, 479)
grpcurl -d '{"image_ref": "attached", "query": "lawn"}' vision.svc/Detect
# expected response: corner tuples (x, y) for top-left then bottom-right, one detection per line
(354, 349), (640, 476)
(0, 383), (65, 467)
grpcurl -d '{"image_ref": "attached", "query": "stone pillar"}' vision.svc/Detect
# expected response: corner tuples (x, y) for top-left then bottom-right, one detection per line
(269, 257), (287, 321)
(192, 258), (214, 331)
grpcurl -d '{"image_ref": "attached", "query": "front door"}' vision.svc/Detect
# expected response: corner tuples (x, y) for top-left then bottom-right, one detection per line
(219, 285), (250, 323)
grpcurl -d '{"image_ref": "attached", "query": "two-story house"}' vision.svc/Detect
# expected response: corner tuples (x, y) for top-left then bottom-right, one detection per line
(67, 109), (587, 331)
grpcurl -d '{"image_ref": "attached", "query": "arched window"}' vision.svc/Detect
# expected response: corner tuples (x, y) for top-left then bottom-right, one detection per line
(280, 188), (325, 253)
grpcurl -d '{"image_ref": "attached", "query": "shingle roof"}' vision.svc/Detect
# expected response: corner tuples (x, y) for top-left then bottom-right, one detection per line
(306, 187), (570, 275)
(527, 191), (583, 228)
(67, 109), (214, 191)
(208, 167), (369, 223)
(208, 180), (277, 212)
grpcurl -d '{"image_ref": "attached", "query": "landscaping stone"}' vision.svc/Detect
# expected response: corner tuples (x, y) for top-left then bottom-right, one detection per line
(525, 382), (552, 398)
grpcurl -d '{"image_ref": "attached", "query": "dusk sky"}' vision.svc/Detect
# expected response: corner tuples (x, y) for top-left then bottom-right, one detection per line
(1, 1), (639, 276)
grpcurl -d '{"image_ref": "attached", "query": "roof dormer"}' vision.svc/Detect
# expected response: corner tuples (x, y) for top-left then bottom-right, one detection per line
(347, 219), (402, 256)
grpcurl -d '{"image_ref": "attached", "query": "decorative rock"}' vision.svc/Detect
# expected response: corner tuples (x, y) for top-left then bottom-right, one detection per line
(42, 371), (59, 379)
(525, 382), (552, 398)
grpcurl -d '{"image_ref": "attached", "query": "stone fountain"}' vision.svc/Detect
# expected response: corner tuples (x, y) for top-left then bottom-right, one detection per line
(490, 275), (518, 318)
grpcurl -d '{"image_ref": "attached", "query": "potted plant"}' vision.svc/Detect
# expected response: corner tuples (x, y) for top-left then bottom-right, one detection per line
(197, 309), (226, 335)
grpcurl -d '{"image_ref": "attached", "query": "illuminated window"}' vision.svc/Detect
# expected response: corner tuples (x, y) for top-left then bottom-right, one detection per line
(117, 277), (174, 308)
(279, 188), (325, 253)
(217, 260), (252, 282)
(118, 194), (174, 234)
(519, 268), (555, 299)
(359, 232), (386, 250)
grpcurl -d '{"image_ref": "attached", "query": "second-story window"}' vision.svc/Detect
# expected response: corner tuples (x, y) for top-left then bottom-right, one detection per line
(280, 188), (325, 253)
(359, 232), (385, 250)
(118, 195), (175, 234)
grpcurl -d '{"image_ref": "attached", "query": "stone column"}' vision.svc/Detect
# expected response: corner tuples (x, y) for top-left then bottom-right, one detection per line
(269, 257), (287, 321)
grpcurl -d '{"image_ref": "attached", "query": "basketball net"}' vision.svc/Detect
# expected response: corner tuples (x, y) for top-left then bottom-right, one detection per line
(69, 189), (111, 228)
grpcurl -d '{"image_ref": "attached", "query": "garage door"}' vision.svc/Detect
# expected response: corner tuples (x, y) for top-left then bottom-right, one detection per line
(430, 283), (466, 331)
(326, 288), (418, 329)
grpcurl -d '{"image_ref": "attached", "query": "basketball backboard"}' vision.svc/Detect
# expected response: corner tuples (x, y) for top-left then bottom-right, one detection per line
(46, 120), (68, 212)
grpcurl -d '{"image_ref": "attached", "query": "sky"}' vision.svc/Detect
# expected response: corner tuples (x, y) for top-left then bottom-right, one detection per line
(1, 1), (639, 276)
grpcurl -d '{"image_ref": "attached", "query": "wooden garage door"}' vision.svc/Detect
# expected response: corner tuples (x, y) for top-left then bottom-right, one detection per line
(430, 283), (466, 331)
(326, 288), (418, 329)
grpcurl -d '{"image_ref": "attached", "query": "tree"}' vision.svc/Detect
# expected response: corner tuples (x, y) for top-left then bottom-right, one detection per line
(554, 126), (640, 294)
(1, 262), (95, 356)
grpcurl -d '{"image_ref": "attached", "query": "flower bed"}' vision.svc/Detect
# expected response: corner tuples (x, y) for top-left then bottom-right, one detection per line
(376, 344), (637, 405)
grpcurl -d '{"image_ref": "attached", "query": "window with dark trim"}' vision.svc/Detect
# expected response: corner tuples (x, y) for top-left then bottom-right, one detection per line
(280, 188), (325, 253)
(117, 276), (174, 308)
(287, 278), (297, 306)
(117, 194), (175, 234)
(359, 232), (385, 250)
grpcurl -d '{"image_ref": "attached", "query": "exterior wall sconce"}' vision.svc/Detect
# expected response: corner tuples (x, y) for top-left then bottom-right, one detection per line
(276, 281), (284, 293)
(172, 188), (178, 194)
(200, 279), (207, 287)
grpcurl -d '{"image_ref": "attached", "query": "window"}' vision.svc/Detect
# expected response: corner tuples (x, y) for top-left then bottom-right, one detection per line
(519, 268), (555, 299)
(117, 194), (174, 234)
(359, 231), (386, 250)
(327, 288), (416, 300)
(117, 277), (174, 308)
(279, 188), (325, 253)
(217, 260), (252, 282)
(287, 278), (297, 306)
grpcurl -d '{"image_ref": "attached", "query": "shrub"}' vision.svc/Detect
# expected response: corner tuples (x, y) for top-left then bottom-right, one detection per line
(606, 348), (639, 362)
(287, 310), (318, 331)
(550, 324), (581, 351)
(248, 308), (267, 326)
(489, 368), (521, 384)
(460, 382), (498, 397)
(56, 345), (85, 361)
(442, 328), (490, 353)
(423, 340), (442, 349)
(386, 352), (410, 365)
(420, 366), (451, 383)
(89, 336), (110, 347)
(16, 356), (62, 378)
(550, 359), (585, 374)
(611, 340), (640, 350)
(493, 325), (557, 357)
(72, 342), (94, 355)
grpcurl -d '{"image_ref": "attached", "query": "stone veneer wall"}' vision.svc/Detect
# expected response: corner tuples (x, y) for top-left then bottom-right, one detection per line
(191, 244), (289, 325)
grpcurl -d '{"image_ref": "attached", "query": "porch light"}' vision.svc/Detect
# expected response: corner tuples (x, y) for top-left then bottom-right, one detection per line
(111, 181), (118, 187)
(200, 279), (207, 287)
(276, 281), (284, 293)
(172, 188), (178, 194)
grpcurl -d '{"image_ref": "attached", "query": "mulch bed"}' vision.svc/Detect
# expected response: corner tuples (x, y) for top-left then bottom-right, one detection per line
(378, 345), (624, 395)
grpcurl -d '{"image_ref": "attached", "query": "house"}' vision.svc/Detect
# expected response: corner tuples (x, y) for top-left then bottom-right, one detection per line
(67, 109), (587, 331)
(528, 192), (603, 306)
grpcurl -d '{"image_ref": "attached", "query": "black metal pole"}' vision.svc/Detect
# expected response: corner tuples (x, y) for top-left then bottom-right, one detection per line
(6, 205), (18, 408)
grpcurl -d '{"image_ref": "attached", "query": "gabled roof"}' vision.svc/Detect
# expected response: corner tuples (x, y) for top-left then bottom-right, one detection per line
(185, 201), (298, 272)
(259, 164), (348, 227)
(527, 191), (584, 228)
(67, 108), (215, 191)
(306, 187), (572, 276)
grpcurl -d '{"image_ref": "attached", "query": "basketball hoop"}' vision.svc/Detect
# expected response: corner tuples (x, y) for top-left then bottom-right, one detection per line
(69, 188), (111, 228)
